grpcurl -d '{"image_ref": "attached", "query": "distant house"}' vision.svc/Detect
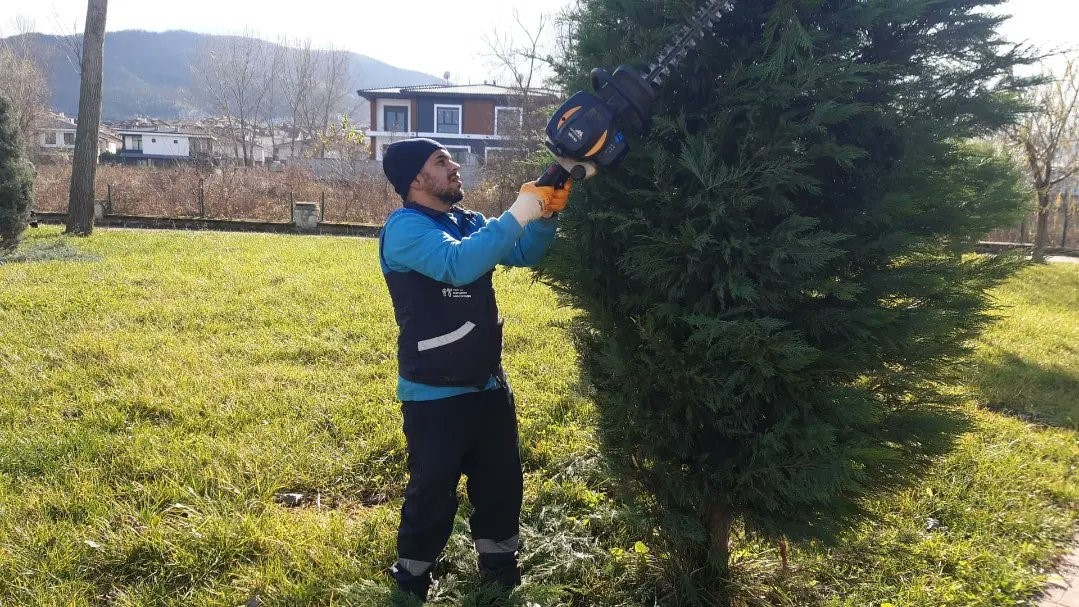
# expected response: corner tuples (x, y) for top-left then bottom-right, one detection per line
(115, 127), (215, 166)
(356, 83), (557, 165)
(36, 112), (122, 157)
(99, 129), (122, 155)
(273, 138), (318, 161)
(37, 114), (77, 153)
(215, 137), (267, 165)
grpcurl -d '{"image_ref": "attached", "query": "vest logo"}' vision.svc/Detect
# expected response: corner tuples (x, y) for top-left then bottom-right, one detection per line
(441, 287), (472, 299)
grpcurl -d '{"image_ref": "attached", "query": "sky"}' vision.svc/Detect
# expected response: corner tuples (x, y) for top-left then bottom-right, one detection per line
(0, 0), (573, 84)
(1, 0), (1076, 83)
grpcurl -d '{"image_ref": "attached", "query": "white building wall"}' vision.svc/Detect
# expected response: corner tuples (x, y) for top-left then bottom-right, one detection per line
(39, 129), (76, 150)
(218, 141), (267, 164)
(142, 134), (191, 156)
(372, 133), (418, 161)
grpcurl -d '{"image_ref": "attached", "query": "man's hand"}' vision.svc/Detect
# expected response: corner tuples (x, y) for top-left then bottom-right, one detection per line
(508, 180), (574, 226)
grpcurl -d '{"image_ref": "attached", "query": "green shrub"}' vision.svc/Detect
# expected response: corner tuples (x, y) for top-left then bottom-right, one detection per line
(543, 1), (1033, 601)
(0, 95), (35, 253)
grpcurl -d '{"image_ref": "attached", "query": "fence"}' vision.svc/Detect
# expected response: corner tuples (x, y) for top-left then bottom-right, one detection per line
(986, 197), (1078, 248)
(31, 161), (516, 225)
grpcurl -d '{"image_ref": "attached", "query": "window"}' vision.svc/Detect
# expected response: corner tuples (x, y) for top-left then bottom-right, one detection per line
(435, 105), (461, 134)
(384, 106), (408, 132)
(45, 132), (57, 145)
(63, 132), (75, 145)
(445, 145), (472, 166)
(494, 107), (522, 136)
(126, 135), (143, 151)
(151, 138), (157, 143)
(173, 139), (179, 144)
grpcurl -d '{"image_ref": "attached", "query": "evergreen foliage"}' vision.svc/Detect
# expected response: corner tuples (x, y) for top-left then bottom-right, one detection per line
(543, 0), (1033, 598)
(0, 94), (35, 253)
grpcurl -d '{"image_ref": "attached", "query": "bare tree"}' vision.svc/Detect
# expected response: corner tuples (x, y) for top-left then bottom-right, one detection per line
(279, 40), (352, 160)
(0, 21), (50, 158)
(316, 46), (352, 159)
(258, 40), (286, 160)
(482, 10), (553, 94)
(281, 37), (317, 159)
(481, 10), (564, 199)
(1004, 59), (1079, 261)
(191, 31), (271, 166)
(66, 0), (107, 236)
(50, 10), (84, 76)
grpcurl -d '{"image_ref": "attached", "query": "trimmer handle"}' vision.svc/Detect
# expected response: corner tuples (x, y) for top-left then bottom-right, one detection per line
(535, 162), (587, 189)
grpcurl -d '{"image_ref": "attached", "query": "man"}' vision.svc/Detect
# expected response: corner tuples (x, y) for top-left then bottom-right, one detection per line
(378, 138), (585, 602)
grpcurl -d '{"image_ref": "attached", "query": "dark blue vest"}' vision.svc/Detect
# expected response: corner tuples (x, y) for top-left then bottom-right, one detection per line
(380, 203), (503, 388)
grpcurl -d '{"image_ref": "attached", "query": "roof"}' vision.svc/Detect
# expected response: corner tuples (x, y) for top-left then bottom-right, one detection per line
(115, 128), (213, 138)
(357, 82), (559, 101)
(38, 116), (77, 131)
(116, 152), (195, 160)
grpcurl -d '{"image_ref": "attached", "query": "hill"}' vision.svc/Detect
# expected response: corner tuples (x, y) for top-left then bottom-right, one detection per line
(0, 30), (442, 121)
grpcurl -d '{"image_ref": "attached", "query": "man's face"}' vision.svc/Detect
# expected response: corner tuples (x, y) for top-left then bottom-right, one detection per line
(414, 149), (463, 205)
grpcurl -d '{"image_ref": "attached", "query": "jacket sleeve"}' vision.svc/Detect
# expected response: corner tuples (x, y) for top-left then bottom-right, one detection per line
(499, 216), (558, 267)
(381, 210), (526, 287)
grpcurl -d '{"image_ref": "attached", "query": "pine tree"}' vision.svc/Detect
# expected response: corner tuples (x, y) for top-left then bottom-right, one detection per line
(542, 0), (1032, 601)
(0, 94), (35, 253)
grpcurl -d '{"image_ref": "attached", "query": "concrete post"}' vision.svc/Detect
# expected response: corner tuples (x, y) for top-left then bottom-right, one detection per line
(293, 201), (319, 231)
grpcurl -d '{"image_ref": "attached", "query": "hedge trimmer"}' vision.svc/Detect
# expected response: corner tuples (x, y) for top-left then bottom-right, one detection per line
(535, 0), (732, 187)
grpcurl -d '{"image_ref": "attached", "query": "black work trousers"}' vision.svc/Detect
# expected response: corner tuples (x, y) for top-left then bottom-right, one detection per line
(392, 383), (524, 596)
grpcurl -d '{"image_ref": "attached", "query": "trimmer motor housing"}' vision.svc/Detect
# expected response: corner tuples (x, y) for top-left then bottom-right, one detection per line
(534, 0), (730, 187)
(543, 65), (657, 173)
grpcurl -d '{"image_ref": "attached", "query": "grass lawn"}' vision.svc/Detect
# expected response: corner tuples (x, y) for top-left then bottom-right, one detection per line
(1, 227), (1077, 607)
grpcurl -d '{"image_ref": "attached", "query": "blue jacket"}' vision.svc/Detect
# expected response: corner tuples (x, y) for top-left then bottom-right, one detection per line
(379, 203), (557, 401)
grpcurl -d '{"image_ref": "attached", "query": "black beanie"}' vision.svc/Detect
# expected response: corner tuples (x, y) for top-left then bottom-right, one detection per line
(382, 138), (447, 200)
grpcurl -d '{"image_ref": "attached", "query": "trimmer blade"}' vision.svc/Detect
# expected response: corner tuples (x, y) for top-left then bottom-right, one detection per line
(646, 0), (733, 88)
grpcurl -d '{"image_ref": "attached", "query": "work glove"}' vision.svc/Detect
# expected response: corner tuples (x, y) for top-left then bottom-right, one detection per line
(508, 180), (574, 226)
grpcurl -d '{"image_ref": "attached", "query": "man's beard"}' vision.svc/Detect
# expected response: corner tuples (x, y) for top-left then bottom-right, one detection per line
(436, 187), (464, 205)
(419, 172), (464, 205)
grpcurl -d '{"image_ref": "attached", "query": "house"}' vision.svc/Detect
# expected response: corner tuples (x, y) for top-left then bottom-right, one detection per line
(36, 112), (122, 156)
(273, 138), (318, 161)
(356, 83), (557, 165)
(37, 113), (77, 153)
(214, 136), (267, 165)
(114, 127), (215, 166)
(99, 129), (122, 155)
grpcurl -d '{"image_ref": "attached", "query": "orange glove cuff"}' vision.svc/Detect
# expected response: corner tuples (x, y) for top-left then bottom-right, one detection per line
(519, 180), (573, 213)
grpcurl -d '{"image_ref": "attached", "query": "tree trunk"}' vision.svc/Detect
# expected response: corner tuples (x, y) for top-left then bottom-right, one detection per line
(1061, 193), (1070, 248)
(706, 500), (733, 606)
(240, 119), (250, 167)
(65, 0), (107, 236)
(1063, 204), (1071, 248)
(1032, 190), (1052, 262)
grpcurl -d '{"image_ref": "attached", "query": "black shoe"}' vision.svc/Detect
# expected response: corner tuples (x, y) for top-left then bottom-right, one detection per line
(390, 586), (426, 606)
(465, 579), (518, 607)
(478, 550), (521, 589)
(391, 564), (432, 604)
(478, 564), (521, 589)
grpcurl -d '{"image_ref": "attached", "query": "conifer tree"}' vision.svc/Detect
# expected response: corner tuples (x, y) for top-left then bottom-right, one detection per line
(0, 95), (35, 253)
(542, 0), (1032, 600)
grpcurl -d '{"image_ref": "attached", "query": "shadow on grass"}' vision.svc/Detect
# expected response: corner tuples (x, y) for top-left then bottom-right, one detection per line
(380, 581), (540, 607)
(974, 352), (1079, 429)
(0, 238), (97, 265)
